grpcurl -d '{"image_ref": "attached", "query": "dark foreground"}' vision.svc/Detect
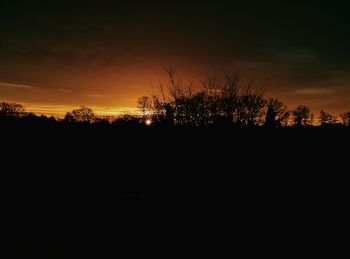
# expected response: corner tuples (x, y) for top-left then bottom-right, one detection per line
(2, 123), (349, 257)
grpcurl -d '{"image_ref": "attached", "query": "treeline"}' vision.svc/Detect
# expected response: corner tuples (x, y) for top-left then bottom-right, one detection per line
(0, 103), (141, 128)
(1, 69), (350, 128)
(136, 68), (350, 128)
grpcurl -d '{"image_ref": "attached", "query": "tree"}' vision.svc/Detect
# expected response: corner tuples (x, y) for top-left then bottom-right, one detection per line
(319, 110), (338, 125)
(64, 112), (75, 123)
(236, 86), (267, 126)
(265, 98), (290, 128)
(185, 91), (210, 127)
(65, 106), (95, 123)
(0, 102), (26, 119)
(340, 111), (350, 127)
(165, 66), (198, 126)
(292, 105), (311, 126)
(202, 70), (241, 125)
(162, 102), (175, 126)
(147, 67), (269, 127)
(137, 96), (151, 119)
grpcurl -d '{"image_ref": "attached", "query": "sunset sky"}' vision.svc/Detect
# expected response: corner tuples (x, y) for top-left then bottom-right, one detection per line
(0, 0), (349, 116)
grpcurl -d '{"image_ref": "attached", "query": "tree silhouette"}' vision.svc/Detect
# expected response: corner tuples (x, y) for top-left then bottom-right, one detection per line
(162, 102), (175, 126)
(64, 112), (75, 124)
(319, 110), (338, 126)
(265, 98), (290, 128)
(165, 67), (200, 126)
(202, 70), (240, 125)
(65, 106), (95, 123)
(292, 105), (310, 126)
(0, 102), (26, 119)
(236, 86), (267, 126)
(147, 68), (271, 127)
(340, 111), (350, 127)
(137, 96), (151, 119)
(149, 96), (166, 124)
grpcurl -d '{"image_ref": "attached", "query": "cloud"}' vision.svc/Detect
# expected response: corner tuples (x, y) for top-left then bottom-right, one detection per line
(277, 49), (318, 61)
(56, 88), (72, 93)
(84, 94), (106, 99)
(0, 82), (37, 90)
(294, 88), (333, 95)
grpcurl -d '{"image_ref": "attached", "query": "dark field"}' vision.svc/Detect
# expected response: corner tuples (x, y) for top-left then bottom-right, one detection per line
(2, 121), (348, 258)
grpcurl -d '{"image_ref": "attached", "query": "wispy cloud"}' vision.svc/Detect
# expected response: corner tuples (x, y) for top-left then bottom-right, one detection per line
(294, 88), (333, 95)
(56, 88), (72, 93)
(280, 50), (318, 61)
(0, 82), (77, 95)
(84, 94), (106, 99)
(0, 82), (37, 90)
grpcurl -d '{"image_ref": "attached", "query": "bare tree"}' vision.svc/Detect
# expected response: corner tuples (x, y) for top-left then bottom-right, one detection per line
(65, 106), (95, 123)
(201, 69), (223, 96)
(164, 66), (200, 126)
(137, 96), (151, 119)
(185, 91), (210, 126)
(0, 102), (26, 119)
(147, 95), (175, 126)
(219, 71), (241, 124)
(147, 67), (267, 127)
(265, 98), (290, 128)
(319, 110), (338, 125)
(165, 66), (193, 100)
(201, 69), (241, 125)
(292, 105), (311, 126)
(236, 84), (267, 126)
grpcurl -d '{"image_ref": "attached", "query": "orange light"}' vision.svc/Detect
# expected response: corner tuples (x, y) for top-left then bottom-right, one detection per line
(145, 119), (152, 126)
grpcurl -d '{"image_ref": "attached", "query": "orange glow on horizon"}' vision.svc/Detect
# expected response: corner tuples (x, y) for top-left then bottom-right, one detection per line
(21, 103), (139, 118)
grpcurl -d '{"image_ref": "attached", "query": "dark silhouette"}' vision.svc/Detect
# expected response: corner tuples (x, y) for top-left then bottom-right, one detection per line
(265, 98), (290, 128)
(292, 105), (311, 126)
(319, 110), (338, 126)
(236, 86), (267, 126)
(64, 106), (95, 124)
(145, 68), (271, 127)
(3, 92), (349, 259)
(0, 101), (26, 119)
(112, 114), (143, 128)
(137, 96), (151, 119)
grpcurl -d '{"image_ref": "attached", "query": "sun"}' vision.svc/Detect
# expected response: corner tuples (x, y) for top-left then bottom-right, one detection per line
(145, 119), (152, 126)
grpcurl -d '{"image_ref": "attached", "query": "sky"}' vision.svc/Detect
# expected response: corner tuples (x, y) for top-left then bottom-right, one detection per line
(0, 0), (349, 116)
